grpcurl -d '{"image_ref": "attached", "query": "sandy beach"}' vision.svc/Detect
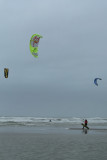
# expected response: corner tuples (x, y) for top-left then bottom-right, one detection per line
(0, 126), (107, 160)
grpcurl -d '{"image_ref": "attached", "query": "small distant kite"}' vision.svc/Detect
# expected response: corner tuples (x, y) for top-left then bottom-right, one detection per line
(4, 68), (9, 78)
(94, 78), (102, 86)
(29, 34), (43, 58)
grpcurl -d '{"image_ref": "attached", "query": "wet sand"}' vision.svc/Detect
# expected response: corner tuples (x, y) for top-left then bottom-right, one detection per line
(0, 127), (107, 160)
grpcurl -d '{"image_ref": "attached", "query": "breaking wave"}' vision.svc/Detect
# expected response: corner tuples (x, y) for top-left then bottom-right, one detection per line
(0, 117), (107, 126)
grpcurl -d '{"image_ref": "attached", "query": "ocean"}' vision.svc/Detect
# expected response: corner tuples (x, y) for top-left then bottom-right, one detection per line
(0, 116), (107, 127)
(0, 117), (107, 160)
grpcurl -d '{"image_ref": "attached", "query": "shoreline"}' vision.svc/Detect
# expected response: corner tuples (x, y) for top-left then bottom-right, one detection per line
(0, 125), (106, 135)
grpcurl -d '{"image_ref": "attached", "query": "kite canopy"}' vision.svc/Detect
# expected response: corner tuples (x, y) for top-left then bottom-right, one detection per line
(29, 34), (43, 58)
(4, 68), (9, 78)
(94, 78), (102, 86)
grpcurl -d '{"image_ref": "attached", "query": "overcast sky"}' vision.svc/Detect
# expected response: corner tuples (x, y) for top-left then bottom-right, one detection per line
(0, 0), (107, 117)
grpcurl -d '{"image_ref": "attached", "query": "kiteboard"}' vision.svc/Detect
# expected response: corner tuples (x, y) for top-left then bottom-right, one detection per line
(81, 123), (89, 129)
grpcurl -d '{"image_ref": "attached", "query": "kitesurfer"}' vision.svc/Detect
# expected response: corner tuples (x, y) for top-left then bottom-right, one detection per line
(83, 119), (88, 129)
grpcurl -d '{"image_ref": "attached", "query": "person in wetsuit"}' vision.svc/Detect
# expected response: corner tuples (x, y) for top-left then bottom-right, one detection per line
(82, 119), (88, 129)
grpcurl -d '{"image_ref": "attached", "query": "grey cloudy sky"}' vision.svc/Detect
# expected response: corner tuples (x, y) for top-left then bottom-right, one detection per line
(0, 0), (107, 117)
